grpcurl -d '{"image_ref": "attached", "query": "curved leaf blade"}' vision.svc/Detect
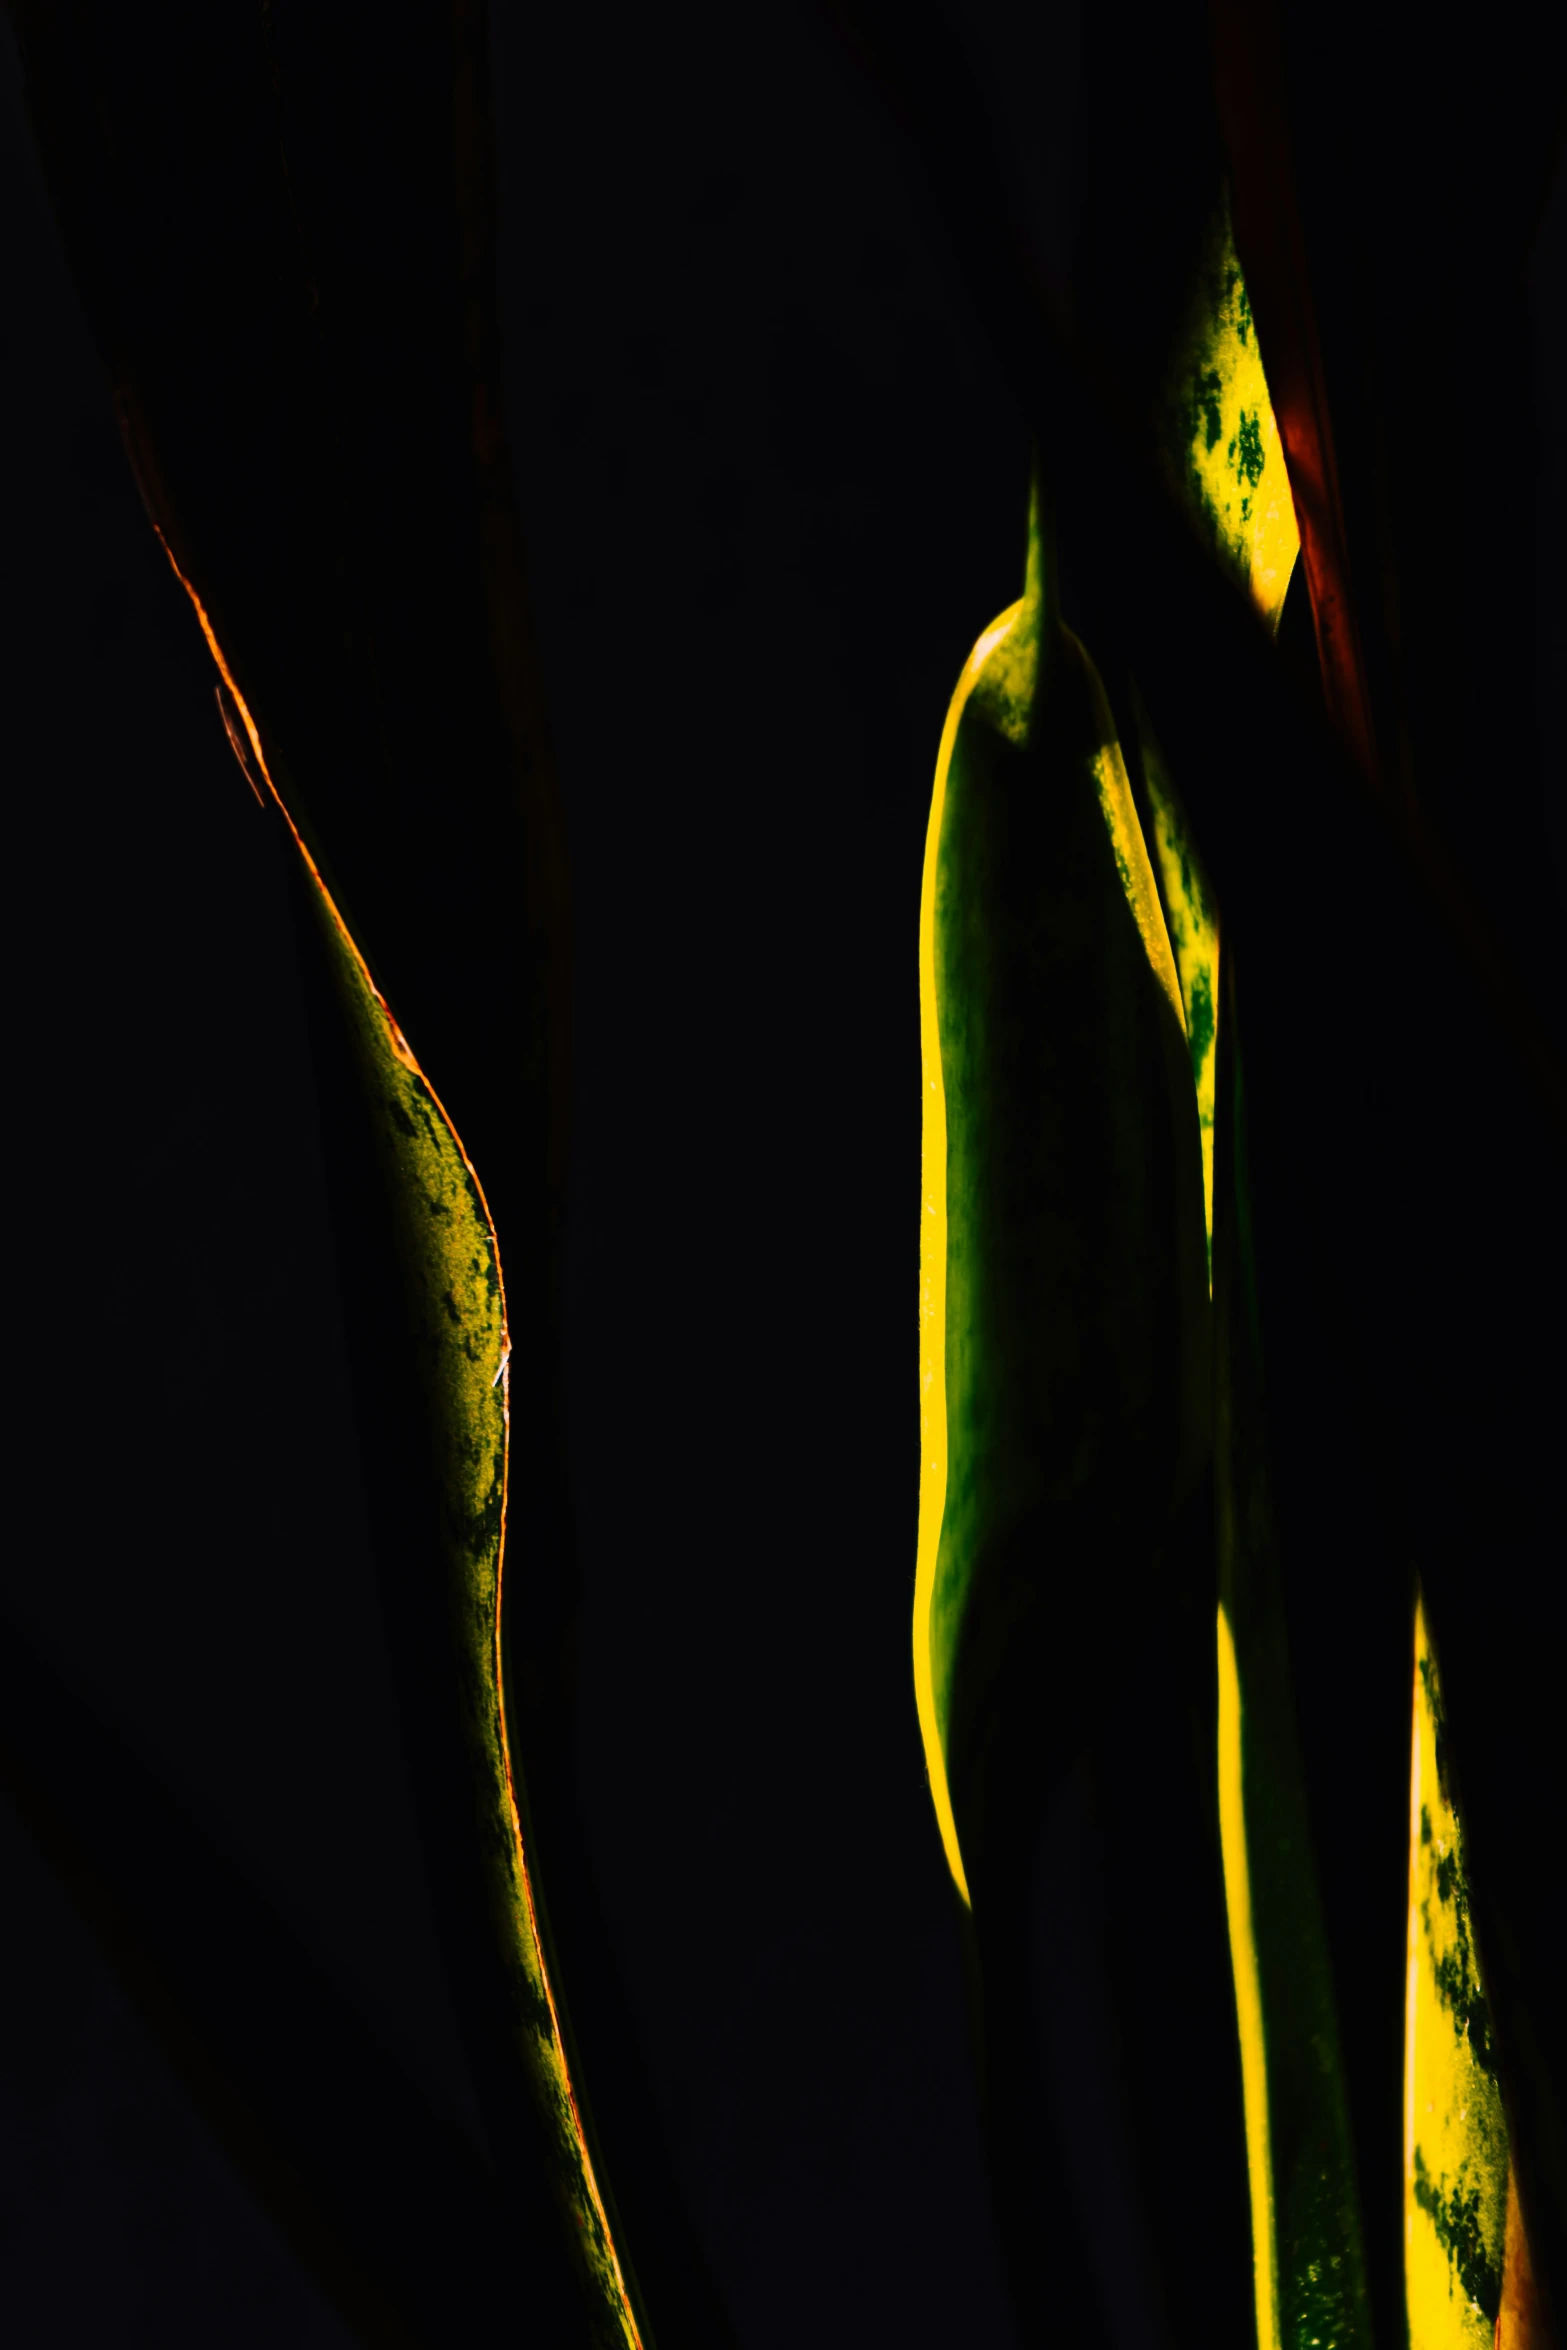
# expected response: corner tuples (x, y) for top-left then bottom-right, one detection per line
(167, 546), (646, 2350)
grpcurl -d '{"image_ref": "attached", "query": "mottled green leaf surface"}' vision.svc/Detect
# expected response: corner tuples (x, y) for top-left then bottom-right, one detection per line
(298, 852), (644, 2350)
(1406, 1602), (1508, 2350)
(1158, 192), (1300, 634)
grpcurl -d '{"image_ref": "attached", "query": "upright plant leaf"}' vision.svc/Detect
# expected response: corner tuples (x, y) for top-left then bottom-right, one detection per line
(846, 13), (1564, 2340)
(1133, 580), (1373, 2350)
(180, 574), (646, 2350)
(1154, 141), (1548, 2350)
(7, 3), (656, 2336)
(1158, 189), (1300, 639)
(1206, 0), (1380, 795)
(1213, 949), (1373, 2350)
(1212, 11), (1567, 2319)
(916, 475), (1208, 1903)
(1135, 711), (1222, 1285)
(916, 475), (1215, 2339)
(1136, 209), (1408, 2350)
(1405, 1600), (1509, 2350)
(1130, 190), (1297, 1291)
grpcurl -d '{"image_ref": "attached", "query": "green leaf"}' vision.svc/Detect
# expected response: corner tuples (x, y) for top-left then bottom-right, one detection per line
(1212, 947), (1373, 2350)
(306, 882), (642, 2348)
(914, 476), (1215, 2339)
(144, 475), (646, 2341)
(916, 475), (1209, 1909)
(1406, 1602), (1509, 2350)
(1157, 190), (1300, 636)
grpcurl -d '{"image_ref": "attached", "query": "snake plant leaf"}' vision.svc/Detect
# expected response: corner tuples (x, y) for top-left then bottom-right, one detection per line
(1132, 705), (1222, 1283)
(1405, 1599), (1509, 2350)
(280, 751), (643, 2350)
(1135, 227), (1384, 2350)
(916, 476), (1213, 2338)
(1204, 0), (1379, 790)
(1157, 189), (1300, 640)
(1126, 337), (1368, 2332)
(1211, 0), (1566, 1044)
(882, 10), (1566, 2338)
(9, 4), (651, 2338)
(1209, 13), (1567, 2322)
(165, 559), (647, 2350)
(1186, 51), (1562, 2339)
(1213, 948), (1373, 2350)
(873, 35), (1567, 2342)
(917, 474), (1209, 1904)
(1131, 186), (1299, 1291)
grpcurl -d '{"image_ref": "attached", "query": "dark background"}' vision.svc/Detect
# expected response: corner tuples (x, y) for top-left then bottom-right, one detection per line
(0, 3), (1030, 2340)
(2, 2), (1562, 2345)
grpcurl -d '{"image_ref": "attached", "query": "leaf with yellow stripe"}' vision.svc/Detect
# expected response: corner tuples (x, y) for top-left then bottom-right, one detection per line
(1405, 1597), (1508, 2350)
(915, 475), (1209, 1918)
(1213, 950), (1372, 2350)
(170, 554), (647, 2350)
(1159, 187), (1300, 634)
